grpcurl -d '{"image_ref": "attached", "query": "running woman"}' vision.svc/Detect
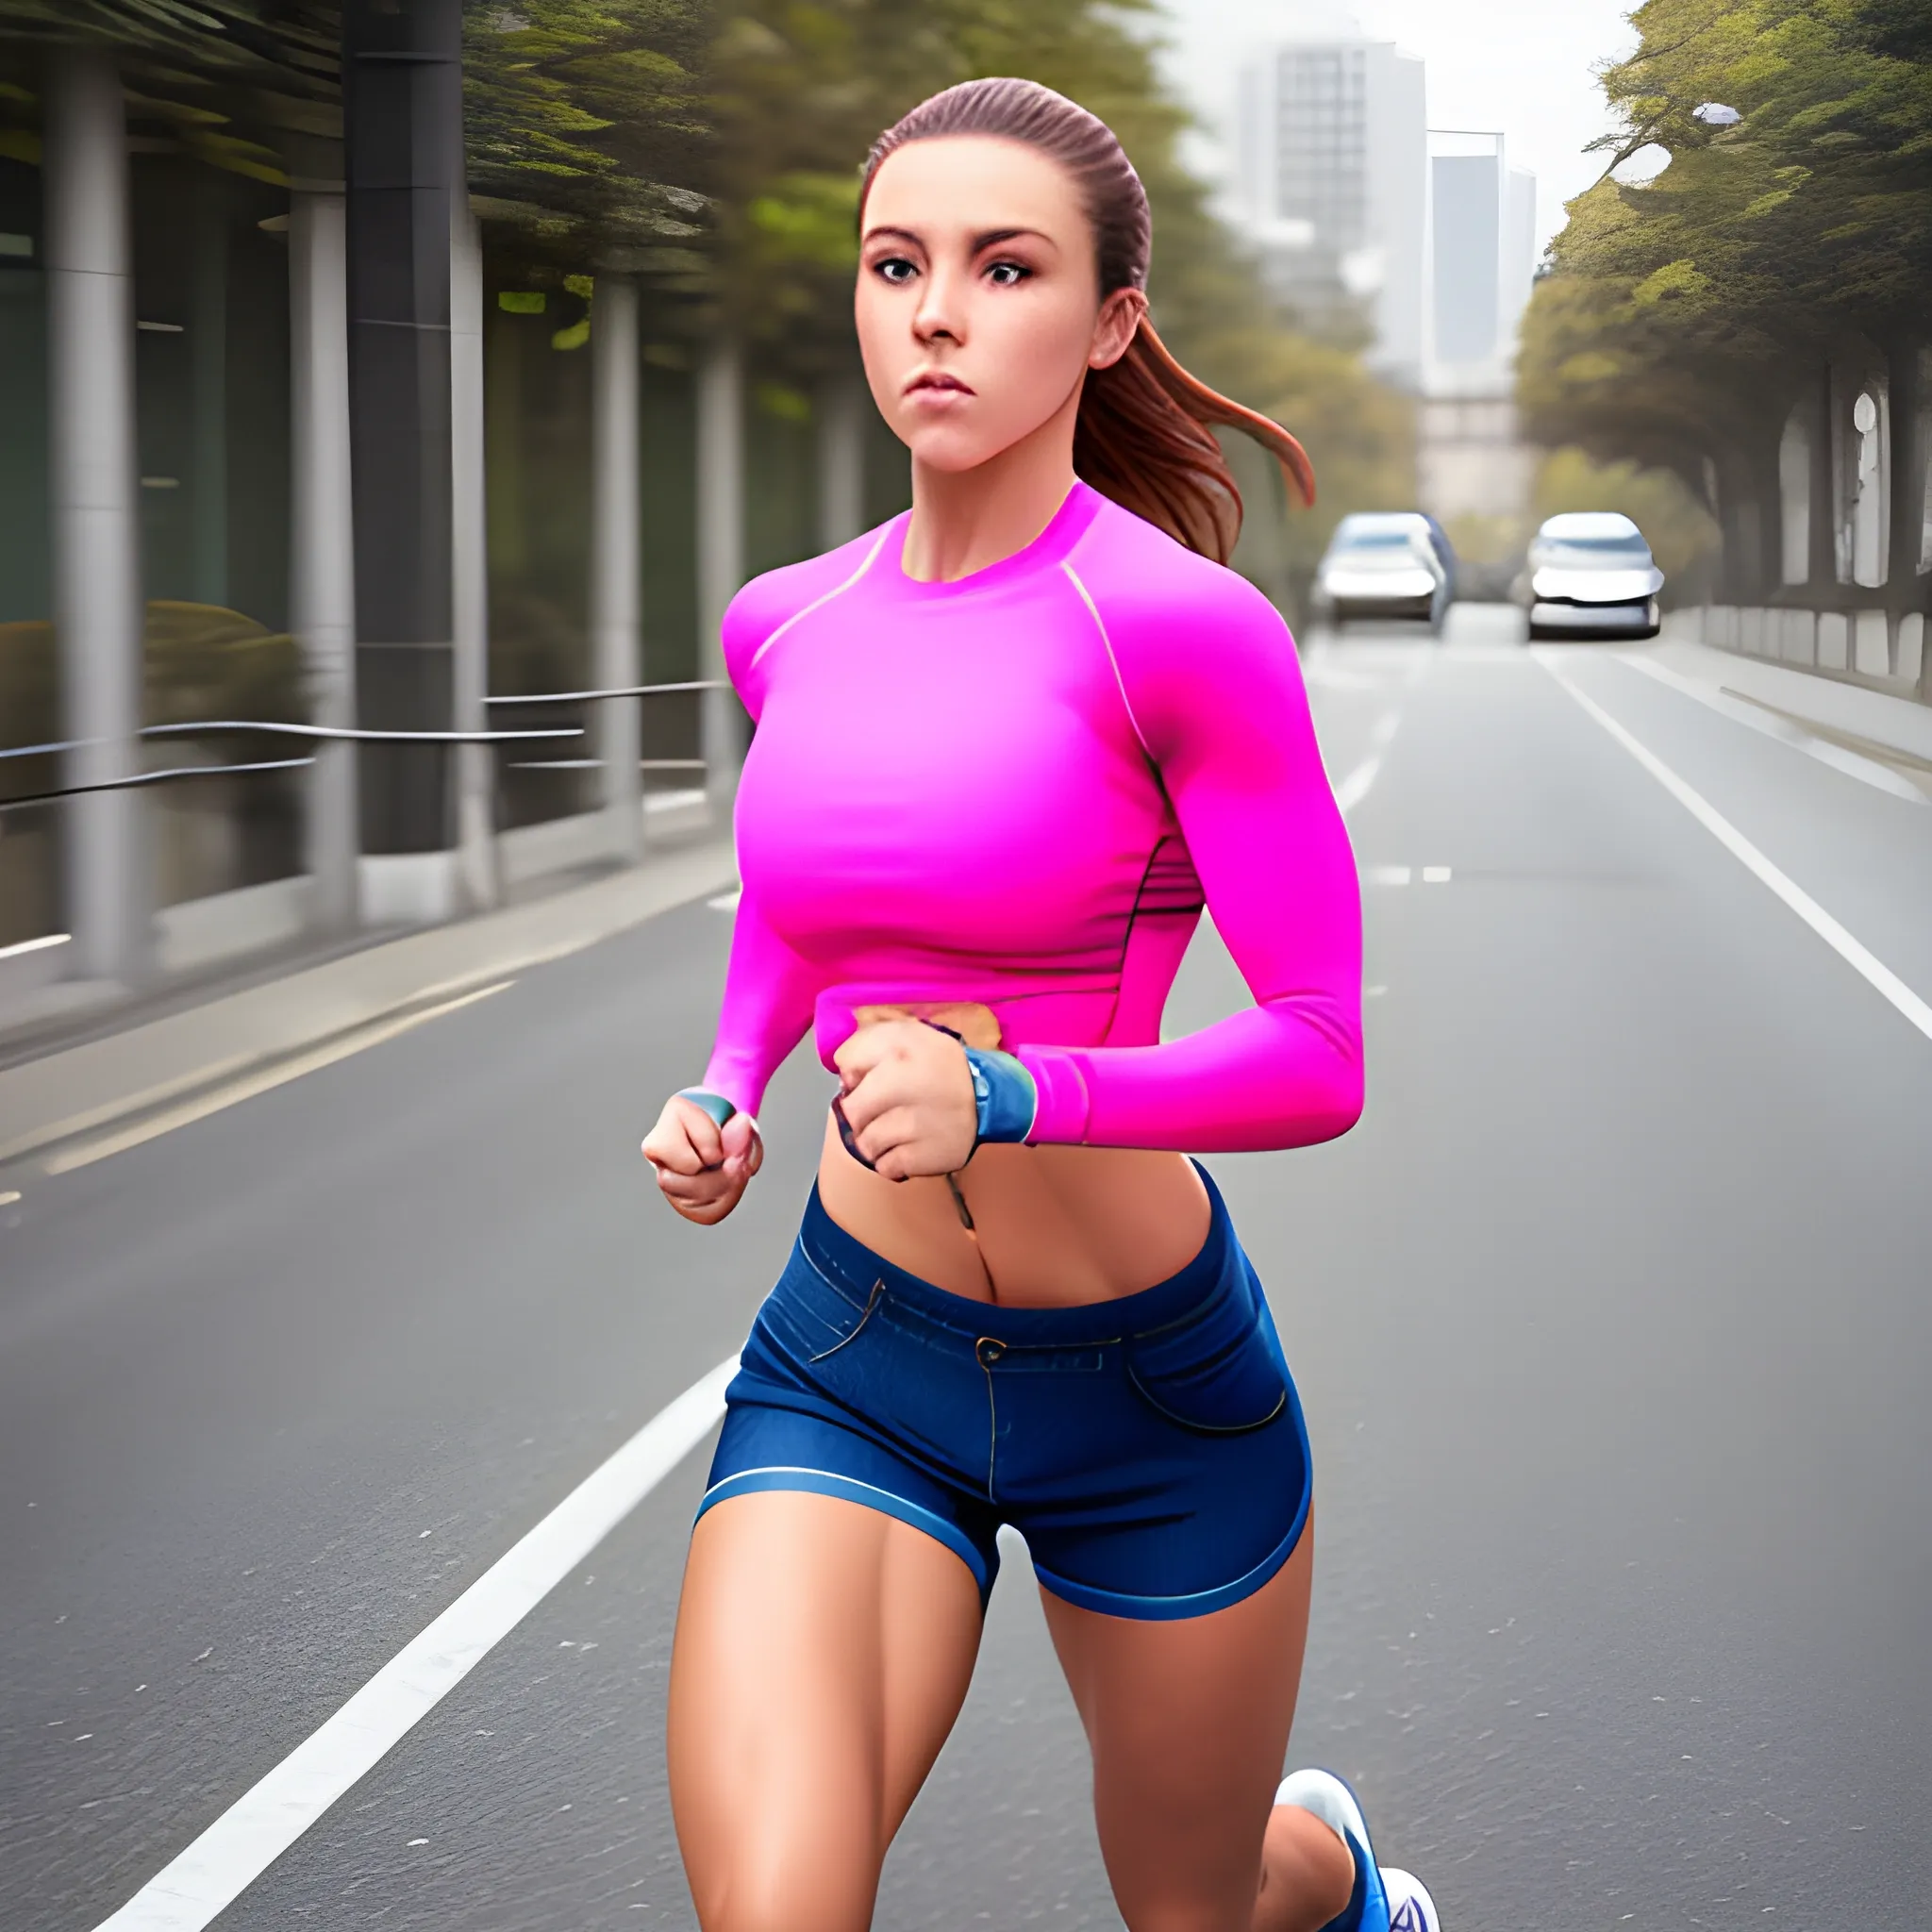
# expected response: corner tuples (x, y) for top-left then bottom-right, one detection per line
(642, 77), (1440, 1932)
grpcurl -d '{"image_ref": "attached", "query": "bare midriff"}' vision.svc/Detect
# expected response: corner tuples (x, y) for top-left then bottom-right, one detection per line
(815, 1112), (1211, 1307)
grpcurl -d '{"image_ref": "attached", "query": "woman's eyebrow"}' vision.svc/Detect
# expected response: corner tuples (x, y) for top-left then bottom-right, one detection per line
(861, 225), (924, 248)
(973, 227), (1053, 252)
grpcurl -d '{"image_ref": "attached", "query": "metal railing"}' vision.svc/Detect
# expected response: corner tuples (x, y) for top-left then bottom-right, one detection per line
(0, 680), (729, 809)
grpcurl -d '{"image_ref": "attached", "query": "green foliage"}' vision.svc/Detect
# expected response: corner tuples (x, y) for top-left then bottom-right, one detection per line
(462, 0), (712, 273)
(1519, 0), (1932, 493)
(0, 0), (337, 190)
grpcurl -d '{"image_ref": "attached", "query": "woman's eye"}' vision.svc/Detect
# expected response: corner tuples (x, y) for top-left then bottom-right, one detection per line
(874, 257), (917, 285)
(986, 260), (1030, 287)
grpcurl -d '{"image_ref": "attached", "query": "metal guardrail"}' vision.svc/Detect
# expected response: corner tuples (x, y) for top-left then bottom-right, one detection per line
(0, 680), (728, 810)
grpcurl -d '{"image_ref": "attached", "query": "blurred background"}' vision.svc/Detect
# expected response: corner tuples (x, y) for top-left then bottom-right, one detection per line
(2, 1), (1924, 998)
(3, 11), (1929, 1932)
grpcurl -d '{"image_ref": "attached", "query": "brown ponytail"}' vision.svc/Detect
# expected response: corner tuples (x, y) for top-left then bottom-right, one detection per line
(859, 77), (1315, 566)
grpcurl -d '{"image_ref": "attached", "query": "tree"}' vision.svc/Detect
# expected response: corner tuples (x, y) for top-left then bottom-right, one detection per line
(1516, 0), (1932, 600)
(463, 1), (712, 279)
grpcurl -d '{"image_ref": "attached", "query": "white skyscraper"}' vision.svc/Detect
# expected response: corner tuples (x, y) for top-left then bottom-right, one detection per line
(1418, 131), (1541, 533)
(1424, 130), (1538, 393)
(1232, 34), (1426, 390)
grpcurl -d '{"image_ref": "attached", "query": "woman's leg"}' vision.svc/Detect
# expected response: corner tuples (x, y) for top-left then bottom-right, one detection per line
(1040, 1530), (1357, 1932)
(668, 1490), (985, 1932)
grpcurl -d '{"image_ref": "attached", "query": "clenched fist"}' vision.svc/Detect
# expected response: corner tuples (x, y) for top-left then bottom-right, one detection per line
(642, 1093), (762, 1224)
(833, 1016), (977, 1180)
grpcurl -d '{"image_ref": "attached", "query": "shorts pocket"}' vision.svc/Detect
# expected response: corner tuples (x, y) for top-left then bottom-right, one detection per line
(755, 1247), (881, 1366)
(1124, 1264), (1288, 1435)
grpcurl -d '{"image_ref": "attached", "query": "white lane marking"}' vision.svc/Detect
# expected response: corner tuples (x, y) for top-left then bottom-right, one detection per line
(1365, 865), (1412, 886)
(1540, 654), (1932, 1045)
(1370, 710), (1401, 748)
(0, 1188), (19, 1206)
(1421, 866), (1453, 885)
(1303, 663), (1386, 692)
(43, 983), (515, 1174)
(1332, 758), (1380, 814)
(707, 889), (741, 911)
(0, 931), (71, 961)
(92, 1356), (740, 1932)
(1615, 652), (1926, 804)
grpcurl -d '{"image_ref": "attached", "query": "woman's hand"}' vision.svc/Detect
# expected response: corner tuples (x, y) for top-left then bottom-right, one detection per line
(642, 1095), (762, 1224)
(834, 1016), (977, 1179)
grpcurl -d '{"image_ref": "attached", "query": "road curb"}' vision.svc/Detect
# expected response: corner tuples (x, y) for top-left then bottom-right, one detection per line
(0, 839), (738, 1168)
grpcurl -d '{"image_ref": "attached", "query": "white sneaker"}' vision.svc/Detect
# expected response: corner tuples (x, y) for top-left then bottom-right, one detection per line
(1274, 1768), (1440, 1932)
(1381, 1867), (1441, 1932)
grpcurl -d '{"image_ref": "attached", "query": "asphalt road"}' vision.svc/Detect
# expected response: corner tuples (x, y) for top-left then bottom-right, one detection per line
(4, 610), (1928, 1931)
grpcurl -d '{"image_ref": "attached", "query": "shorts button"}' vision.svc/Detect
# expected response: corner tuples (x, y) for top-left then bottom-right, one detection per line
(975, 1336), (1006, 1366)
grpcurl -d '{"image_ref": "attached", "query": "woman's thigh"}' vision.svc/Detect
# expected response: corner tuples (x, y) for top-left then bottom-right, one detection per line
(1040, 1527), (1316, 1932)
(668, 1490), (985, 1932)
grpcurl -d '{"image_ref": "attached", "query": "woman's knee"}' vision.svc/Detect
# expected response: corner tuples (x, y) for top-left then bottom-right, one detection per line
(691, 1860), (880, 1932)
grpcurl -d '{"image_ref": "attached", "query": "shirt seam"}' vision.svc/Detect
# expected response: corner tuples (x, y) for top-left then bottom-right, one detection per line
(1058, 558), (1153, 761)
(747, 523), (896, 676)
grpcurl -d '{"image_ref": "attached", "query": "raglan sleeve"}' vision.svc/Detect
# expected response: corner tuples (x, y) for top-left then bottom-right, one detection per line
(1011, 571), (1363, 1152)
(692, 585), (824, 1123)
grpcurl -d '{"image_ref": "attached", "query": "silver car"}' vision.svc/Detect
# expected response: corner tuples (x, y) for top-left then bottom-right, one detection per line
(1523, 513), (1664, 640)
(1313, 512), (1451, 634)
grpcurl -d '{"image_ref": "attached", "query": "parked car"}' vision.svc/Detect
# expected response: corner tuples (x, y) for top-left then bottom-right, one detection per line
(1519, 512), (1664, 640)
(1313, 512), (1454, 634)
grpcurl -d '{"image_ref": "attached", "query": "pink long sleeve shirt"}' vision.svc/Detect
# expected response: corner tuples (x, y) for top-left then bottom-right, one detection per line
(700, 481), (1363, 1153)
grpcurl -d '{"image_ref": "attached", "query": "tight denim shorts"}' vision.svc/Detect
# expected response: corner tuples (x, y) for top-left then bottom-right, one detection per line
(698, 1164), (1312, 1621)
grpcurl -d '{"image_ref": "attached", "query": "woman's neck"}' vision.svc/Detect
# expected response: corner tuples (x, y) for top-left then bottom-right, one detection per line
(900, 390), (1082, 583)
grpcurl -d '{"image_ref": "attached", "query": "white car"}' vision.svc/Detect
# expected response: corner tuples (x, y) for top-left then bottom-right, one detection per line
(1524, 513), (1664, 640)
(1313, 513), (1451, 634)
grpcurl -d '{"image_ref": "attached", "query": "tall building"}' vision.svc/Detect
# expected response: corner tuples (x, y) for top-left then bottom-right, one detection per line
(1424, 130), (1537, 394)
(1415, 131), (1539, 540)
(1232, 35), (1425, 389)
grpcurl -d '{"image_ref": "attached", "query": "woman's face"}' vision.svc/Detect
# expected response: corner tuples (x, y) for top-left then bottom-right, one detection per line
(856, 135), (1143, 475)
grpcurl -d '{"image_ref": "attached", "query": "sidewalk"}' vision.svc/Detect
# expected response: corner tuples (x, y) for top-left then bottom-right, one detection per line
(1637, 632), (1932, 802)
(0, 837), (737, 1169)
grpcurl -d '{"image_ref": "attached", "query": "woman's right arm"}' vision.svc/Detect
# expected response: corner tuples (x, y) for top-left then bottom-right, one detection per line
(641, 846), (823, 1221)
(644, 877), (821, 1224)
(642, 563), (834, 1221)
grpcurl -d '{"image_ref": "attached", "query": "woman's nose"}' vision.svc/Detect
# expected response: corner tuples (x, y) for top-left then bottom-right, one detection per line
(914, 266), (964, 344)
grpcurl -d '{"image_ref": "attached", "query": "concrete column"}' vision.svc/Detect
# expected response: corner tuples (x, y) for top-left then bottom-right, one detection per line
(1807, 361), (1837, 591)
(44, 45), (148, 984)
(1884, 338), (1921, 608)
(816, 369), (866, 552)
(192, 173), (228, 608)
(288, 178), (359, 932)
(590, 273), (642, 859)
(449, 188), (496, 909)
(696, 334), (744, 801)
(342, 0), (461, 925)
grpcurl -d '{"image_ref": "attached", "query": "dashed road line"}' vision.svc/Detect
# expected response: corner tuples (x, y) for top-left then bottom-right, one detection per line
(1332, 712), (1402, 817)
(1333, 757), (1382, 815)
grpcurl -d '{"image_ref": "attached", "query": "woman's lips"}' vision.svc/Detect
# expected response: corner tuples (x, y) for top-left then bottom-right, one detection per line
(906, 372), (974, 397)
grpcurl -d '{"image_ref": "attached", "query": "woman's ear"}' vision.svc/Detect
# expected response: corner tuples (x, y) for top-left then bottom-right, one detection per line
(1089, 287), (1149, 371)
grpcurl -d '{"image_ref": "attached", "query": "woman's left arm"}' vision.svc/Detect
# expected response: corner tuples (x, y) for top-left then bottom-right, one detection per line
(1013, 571), (1363, 1152)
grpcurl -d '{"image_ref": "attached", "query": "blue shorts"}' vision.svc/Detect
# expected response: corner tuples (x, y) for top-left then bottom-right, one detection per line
(698, 1165), (1312, 1622)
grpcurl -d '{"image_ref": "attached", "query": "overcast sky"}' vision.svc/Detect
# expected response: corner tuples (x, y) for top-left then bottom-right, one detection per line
(1152, 0), (1641, 258)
